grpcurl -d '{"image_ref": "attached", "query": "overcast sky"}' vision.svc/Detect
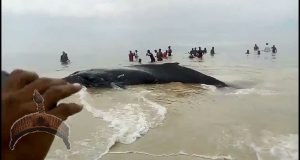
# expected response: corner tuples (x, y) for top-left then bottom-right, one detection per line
(2, 0), (298, 56)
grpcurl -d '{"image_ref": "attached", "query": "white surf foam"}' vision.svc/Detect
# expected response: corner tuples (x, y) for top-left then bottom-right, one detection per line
(236, 131), (298, 160)
(249, 134), (298, 160)
(135, 90), (167, 124)
(77, 87), (167, 159)
(269, 134), (298, 160)
(108, 150), (233, 160)
(200, 84), (217, 92)
(226, 88), (279, 95)
(219, 126), (298, 160)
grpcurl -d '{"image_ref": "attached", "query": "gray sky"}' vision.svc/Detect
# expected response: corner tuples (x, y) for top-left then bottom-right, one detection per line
(2, 0), (298, 56)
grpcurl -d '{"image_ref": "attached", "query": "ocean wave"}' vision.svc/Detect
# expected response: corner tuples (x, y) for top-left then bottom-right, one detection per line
(108, 150), (233, 160)
(77, 87), (167, 159)
(249, 133), (298, 160)
(217, 125), (298, 160)
(200, 84), (217, 91)
(226, 88), (279, 95)
(269, 134), (298, 160)
(232, 129), (298, 160)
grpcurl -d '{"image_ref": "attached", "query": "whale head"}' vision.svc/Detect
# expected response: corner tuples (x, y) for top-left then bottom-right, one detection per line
(63, 69), (112, 88)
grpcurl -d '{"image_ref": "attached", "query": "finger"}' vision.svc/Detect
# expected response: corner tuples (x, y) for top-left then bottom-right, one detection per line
(43, 84), (82, 110)
(48, 103), (83, 120)
(16, 78), (67, 101)
(3, 69), (38, 92)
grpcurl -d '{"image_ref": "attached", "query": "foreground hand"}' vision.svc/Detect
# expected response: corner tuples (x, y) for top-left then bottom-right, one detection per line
(2, 69), (83, 160)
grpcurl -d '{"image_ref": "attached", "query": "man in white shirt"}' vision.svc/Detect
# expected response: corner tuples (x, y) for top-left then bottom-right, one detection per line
(264, 43), (271, 52)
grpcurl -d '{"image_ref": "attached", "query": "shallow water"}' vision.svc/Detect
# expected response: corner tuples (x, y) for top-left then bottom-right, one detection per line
(3, 46), (298, 160)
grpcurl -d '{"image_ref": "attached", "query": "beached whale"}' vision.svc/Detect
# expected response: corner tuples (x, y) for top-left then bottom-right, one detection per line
(63, 63), (227, 88)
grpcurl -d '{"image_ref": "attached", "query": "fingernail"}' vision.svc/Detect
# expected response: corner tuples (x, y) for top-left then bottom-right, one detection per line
(73, 83), (82, 89)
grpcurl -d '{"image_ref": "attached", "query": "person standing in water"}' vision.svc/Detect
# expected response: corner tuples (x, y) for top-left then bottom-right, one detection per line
(163, 50), (168, 59)
(210, 47), (215, 55)
(154, 50), (158, 57)
(271, 45), (277, 53)
(60, 52), (65, 62)
(128, 51), (134, 62)
(197, 47), (203, 58)
(254, 44), (259, 51)
(194, 48), (198, 56)
(264, 43), (271, 52)
(146, 50), (156, 63)
(134, 50), (139, 61)
(203, 48), (207, 54)
(190, 48), (196, 56)
(157, 49), (163, 61)
(246, 50), (250, 54)
(167, 46), (172, 56)
(60, 51), (70, 63)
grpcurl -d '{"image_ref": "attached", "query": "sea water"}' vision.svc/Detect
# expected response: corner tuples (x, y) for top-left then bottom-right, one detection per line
(3, 43), (298, 160)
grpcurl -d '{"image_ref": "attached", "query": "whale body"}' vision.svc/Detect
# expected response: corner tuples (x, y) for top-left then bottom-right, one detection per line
(63, 63), (227, 88)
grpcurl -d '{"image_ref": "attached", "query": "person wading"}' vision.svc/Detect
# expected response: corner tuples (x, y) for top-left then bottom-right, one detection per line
(156, 49), (163, 61)
(167, 46), (172, 56)
(128, 51), (134, 62)
(146, 50), (156, 63)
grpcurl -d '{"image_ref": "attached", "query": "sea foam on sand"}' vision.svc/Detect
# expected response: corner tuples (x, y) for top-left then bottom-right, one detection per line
(77, 87), (167, 159)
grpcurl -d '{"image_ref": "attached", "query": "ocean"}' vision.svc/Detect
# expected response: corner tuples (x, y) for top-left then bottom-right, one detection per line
(3, 42), (298, 160)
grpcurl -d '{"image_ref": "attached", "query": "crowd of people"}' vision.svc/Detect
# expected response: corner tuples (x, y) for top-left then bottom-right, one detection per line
(59, 43), (278, 65)
(128, 50), (140, 62)
(129, 46), (173, 63)
(188, 46), (215, 59)
(127, 45), (219, 63)
(246, 43), (277, 55)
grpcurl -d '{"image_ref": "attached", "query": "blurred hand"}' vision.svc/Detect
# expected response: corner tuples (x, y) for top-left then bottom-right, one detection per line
(2, 69), (83, 160)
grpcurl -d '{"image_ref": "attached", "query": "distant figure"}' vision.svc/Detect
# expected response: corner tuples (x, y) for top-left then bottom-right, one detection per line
(257, 50), (261, 55)
(138, 58), (142, 64)
(154, 50), (158, 60)
(194, 48), (198, 56)
(129, 51), (134, 62)
(157, 49), (163, 61)
(167, 46), (172, 56)
(271, 45), (277, 53)
(163, 50), (168, 59)
(188, 48), (194, 58)
(60, 51), (70, 63)
(203, 48), (207, 54)
(189, 48), (193, 54)
(134, 50), (139, 61)
(264, 43), (271, 52)
(190, 48), (196, 56)
(210, 47), (215, 54)
(146, 50), (155, 63)
(246, 50), (250, 54)
(197, 47), (203, 58)
(254, 44), (259, 51)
